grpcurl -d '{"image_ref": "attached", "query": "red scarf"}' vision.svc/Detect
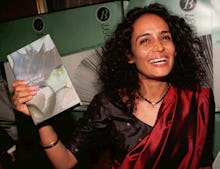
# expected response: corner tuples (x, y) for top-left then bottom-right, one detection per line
(116, 86), (211, 169)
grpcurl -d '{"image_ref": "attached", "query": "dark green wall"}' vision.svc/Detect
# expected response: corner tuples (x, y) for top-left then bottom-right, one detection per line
(0, 1), (125, 62)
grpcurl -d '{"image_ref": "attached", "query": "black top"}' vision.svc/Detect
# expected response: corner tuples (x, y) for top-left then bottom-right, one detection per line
(66, 90), (214, 167)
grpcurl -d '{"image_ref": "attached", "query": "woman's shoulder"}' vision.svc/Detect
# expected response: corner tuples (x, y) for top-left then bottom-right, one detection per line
(178, 86), (213, 103)
(171, 85), (213, 101)
(92, 90), (117, 101)
(86, 90), (127, 118)
(90, 89), (123, 106)
(179, 86), (212, 94)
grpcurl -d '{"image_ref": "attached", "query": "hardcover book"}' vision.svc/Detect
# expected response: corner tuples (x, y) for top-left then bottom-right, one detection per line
(7, 34), (81, 125)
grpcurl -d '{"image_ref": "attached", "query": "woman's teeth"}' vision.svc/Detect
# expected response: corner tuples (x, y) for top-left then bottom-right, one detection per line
(149, 57), (167, 64)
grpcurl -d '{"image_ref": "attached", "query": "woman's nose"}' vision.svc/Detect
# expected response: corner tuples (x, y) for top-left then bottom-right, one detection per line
(152, 40), (164, 52)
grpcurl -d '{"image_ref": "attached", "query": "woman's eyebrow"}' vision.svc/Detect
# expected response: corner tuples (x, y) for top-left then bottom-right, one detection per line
(161, 30), (171, 34)
(136, 33), (150, 42)
(135, 30), (171, 42)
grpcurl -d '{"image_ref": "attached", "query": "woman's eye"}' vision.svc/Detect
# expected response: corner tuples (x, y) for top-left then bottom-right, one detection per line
(162, 35), (171, 40)
(139, 38), (149, 45)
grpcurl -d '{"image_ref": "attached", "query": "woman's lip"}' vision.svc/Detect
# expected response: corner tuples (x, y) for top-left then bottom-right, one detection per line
(149, 57), (168, 64)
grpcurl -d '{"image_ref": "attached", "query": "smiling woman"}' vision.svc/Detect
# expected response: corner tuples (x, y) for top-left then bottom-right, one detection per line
(11, 3), (215, 169)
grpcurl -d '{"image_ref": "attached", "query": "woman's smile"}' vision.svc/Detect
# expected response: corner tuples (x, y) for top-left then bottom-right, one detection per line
(149, 57), (168, 65)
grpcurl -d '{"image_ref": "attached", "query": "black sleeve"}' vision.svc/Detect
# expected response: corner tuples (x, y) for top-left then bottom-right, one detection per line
(199, 89), (215, 167)
(65, 93), (112, 162)
(0, 127), (15, 156)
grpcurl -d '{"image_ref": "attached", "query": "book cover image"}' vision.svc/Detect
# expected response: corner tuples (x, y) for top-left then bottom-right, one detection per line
(7, 34), (81, 125)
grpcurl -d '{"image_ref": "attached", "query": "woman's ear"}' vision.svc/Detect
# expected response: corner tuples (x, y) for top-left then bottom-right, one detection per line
(126, 52), (134, 64)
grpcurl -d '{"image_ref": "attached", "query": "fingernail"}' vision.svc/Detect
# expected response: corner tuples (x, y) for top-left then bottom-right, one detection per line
(34, 86), (40, 91)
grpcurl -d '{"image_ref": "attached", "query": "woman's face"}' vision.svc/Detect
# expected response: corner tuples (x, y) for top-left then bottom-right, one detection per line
(129, 14), (175, 81)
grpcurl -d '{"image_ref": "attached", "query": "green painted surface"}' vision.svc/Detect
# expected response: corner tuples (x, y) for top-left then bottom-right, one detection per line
(0, 1), (125, 62)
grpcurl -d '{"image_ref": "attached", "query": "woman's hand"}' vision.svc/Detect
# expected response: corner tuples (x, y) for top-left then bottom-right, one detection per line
(12, 80), (39, 116)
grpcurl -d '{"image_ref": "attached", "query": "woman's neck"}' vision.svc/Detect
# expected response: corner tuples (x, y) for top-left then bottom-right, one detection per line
(139, 80), (169, 103)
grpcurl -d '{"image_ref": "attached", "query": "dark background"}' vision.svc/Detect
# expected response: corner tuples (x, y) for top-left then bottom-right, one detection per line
(0, 0), (120, 23)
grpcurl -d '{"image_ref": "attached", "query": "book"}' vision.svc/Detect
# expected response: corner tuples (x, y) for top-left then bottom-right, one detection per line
(7, 34), (81, 125)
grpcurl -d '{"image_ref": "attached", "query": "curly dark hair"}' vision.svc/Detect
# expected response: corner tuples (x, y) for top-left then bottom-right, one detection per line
(98, 3), (206, 108)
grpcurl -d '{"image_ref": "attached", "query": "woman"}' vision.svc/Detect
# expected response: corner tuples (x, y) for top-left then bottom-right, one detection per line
(12, 3), (215, 169)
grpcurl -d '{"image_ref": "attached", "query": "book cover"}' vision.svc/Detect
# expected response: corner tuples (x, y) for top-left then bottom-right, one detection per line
(7, 34), (81, 125)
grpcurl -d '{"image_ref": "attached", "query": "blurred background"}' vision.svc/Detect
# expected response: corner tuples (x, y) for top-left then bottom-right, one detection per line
(0, 0), (121, 22)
